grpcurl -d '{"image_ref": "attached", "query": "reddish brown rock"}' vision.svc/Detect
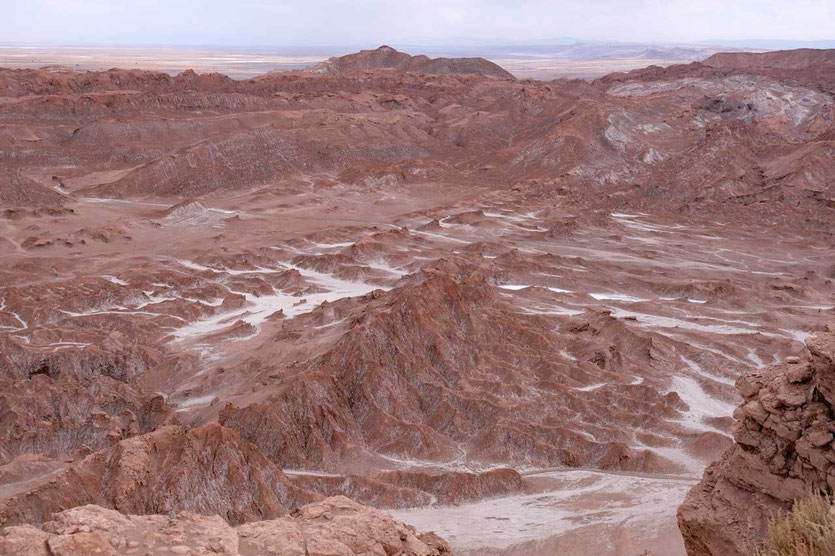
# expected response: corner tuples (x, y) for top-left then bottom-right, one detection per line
(677, 330), (835, 555)
(220, 274), (685, 474)
(0, 423), (319, 527)
(0, 497), (450, 556)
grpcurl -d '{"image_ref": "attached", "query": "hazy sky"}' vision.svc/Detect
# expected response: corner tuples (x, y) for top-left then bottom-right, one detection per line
(4, 0), (834, 46)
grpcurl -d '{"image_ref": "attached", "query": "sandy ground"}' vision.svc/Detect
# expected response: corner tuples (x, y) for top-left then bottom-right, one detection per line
(391, 468), (695, 555)
(0, 45), (325, 78)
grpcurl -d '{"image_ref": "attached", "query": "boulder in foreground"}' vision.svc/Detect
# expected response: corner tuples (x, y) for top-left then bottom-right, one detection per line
(0, 496), (451, 555)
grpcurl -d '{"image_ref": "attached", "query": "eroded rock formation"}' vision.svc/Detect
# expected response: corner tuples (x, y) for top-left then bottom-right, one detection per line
(0, 496), (450, 555)
(678, 329), (835, 555)
(0, 423), (318, 528)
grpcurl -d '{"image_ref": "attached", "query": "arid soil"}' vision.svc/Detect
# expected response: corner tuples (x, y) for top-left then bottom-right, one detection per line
(0, 46), (833, 554)
(0, 42), (745, 80)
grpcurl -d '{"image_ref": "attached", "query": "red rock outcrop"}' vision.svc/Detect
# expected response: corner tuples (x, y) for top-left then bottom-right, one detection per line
(219, 273), (683, 473)
(677, 329), (835, 555)
(373, 468), (525, 505)
(0, 496), (450, 555)
(0, 423), (318, 527)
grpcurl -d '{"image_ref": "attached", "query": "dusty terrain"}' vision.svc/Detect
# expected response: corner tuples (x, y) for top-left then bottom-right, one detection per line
(0, 45), (325, 79)
(0, 42), (746, 80)
(0, 46), (833, 554)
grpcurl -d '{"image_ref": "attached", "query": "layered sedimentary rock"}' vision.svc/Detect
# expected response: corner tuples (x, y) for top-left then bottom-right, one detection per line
(218, 273), (687, 473)
(0, 496), (450, 556)
(677, 329), (835, 555)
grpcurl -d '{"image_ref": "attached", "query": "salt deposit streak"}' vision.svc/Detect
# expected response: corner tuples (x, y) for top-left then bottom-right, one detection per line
(391, 469), (694, 551)
(101, 275), (129, 286)
(363, 259), (407, 276)
(498, 284), (572, 293)
(668, 375), (735, 435)
(681, 355), (735, 386)
(175, 394), (217, 412)
(173, 264), (382, 341)
(412, 229), (470, 244)
(521, 306), (585, 317)
(62, 308), (186, 322)
(574, 383), (607, 392)
(312, 241), (355, 249)
(610, 308), (790, 339)
(282, 469), (343, 478)
(176, 259), (278, 275)
(589, 292), (648, 302)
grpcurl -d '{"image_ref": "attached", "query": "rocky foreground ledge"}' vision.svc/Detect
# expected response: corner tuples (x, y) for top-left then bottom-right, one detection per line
(0, 495), (450, 555)
(678, 329), (835, 555)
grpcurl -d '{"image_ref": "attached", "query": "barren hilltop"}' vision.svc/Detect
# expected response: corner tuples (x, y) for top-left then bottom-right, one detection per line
(308, 45), (515, 78)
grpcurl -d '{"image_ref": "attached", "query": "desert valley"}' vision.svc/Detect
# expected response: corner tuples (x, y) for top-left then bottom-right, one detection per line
(0, 41), (833, 555)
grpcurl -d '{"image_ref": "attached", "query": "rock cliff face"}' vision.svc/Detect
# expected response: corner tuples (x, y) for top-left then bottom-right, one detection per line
(678, 329), (835, 555)
(0, 496), (450, 556)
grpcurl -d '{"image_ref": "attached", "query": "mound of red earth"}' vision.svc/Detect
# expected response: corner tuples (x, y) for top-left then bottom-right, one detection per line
(307, 45), (515, 79)
(610, 47), (835, 95)
(677, 329), (835, 555)
(0, 496), (450, 556)
(0, 423), (317, 527)
(218, 273), (685, 473)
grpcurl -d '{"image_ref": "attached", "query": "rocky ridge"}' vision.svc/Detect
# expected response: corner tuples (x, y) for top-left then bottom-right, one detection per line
(0, 423), (317, 528)
(678, 329), (835, 555)
(0, 496), (450, 555)
(703, 48), (835, 70)
(307, 45), (515, 79)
